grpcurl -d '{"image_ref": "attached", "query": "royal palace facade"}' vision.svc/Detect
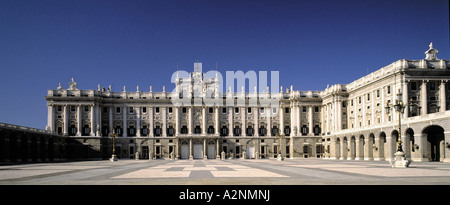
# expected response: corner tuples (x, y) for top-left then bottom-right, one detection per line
(44, 43), (450, 162)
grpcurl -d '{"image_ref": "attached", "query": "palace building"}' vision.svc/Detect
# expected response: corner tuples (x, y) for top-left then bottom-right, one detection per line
(45, 43), (450, 162)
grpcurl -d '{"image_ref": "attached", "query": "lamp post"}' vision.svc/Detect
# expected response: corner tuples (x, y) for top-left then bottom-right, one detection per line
(385, 89), (411, 168)
(109, 130), (118, 162)
(275, 131), (285, 161)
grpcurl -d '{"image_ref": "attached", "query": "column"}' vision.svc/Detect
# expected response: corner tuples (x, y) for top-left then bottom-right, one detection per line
(279, 106), (284, 135)
(326, 104), (330, 133)
(289, 103), (297, 136)
(189, 139), (193, 160)
(149, 107), (154, 137)
(241, 107), (246, 136)
(353, 99), (357, 128)
(340, 138), (346, 160)
(412, 134), (427, 162)
(216, 138), (220, 159)
(215, 107), (219, 135)
(338, 100), (343, 131)
(296, 105), (301, 136)
(443, 132), (450, 163)
(136, 106), (141, 137)
(96, 104), (101, 136)
(47, 104), (54, 132)
(76, 105), (81, 136)
(440, 80), (447, 112)
(355, 137), (362, 160)
(162, 107), (166, 137)
(228, 107), (233, 137)
(308, 105), (313, 135)
(329, 138), (337, 160)
(421, 80), (428, 115)
(333, 99), (338, 131)
(289, 136), (294, 159)
(176, 138), (179, 159)
(202, 106), (207, 135)
(347, 138), (354, 160)
(364, 137), (373, 160)
(64, 105), (68, 135)
(374, 136), (382, 161)
(381, 87), (386, 124)
(90, 105), (95, 136)
(122, 105), (127, 137)
(175, 107), (180, 136)
(267, 106), (272, 137)
(371, 90), (375, 124)
(255, 106), (259, 137)
(362, 95), (366, 127)
(403, 82), (409, 118)
(109, 106), (113, 135)
(188, 107), (193, 135)
(385, 136), (394, 161)
(203, 139), (206, 159)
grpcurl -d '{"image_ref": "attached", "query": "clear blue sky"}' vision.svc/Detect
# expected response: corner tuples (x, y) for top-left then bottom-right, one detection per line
(0, 0), (449, 129)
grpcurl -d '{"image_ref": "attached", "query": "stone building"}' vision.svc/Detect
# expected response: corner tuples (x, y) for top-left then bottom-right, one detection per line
(44, 43), (450, 162)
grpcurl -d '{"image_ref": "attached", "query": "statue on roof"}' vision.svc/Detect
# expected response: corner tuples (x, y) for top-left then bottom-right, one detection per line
(68, 77), (78, 90)
(57, 82), (63, 91)
(425, 42), (439, 60)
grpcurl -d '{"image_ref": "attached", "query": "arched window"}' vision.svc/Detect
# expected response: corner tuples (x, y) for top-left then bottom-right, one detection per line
(284, 126), (290, 136)
(70, 125), (77, 136)
(167, 126), (174, 136)
(301, 125), (308, 136)
(314, 125), (321, 136)
(82, 125), (90, 136)
(115, 126), (123, 137)
(194, 126), (201, 134)
(259, 126), (266, 136)
(208, 126), (215, 134)
(181, 126), (188, 134)
(246, 126), (254, 136)
(221, 126), (228, 136)
(154, 126), (161, 136)
(128, 125), (136, 136)
(272, 126), (278, 136)
(141, 126), (148, 136)
(234, 126), (241, 136)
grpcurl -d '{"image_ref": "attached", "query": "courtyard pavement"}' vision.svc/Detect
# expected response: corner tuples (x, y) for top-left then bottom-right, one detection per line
(1, 158), (450, 185)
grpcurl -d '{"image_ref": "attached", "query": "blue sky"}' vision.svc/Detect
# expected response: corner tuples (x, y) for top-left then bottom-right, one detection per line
(0, 0), (449, 129)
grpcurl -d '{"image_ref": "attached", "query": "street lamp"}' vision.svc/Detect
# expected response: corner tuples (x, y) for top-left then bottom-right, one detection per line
(109, 130), (118, 162)
(384, 89), (411, 168)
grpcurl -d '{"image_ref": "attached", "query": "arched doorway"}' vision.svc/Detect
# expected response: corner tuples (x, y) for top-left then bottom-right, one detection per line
(348, 136), (356, 160)
(405, 128), (415, 159)
(379, 132), (386, 161)
(390, 130), (399, 160)
(180, 141), (189, 159)
(193, 141), (203, 159)
(335, 138), (341, 159)
(356, 135), (364, 160)
(246, 140), (256, 159)
(423, 125), (445, 162)
(207, 141), (216, 159)
(341, 137), (348, 160)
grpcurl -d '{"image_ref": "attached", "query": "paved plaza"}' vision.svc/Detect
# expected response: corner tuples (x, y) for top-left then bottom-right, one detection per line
(1, 158), (450, 185)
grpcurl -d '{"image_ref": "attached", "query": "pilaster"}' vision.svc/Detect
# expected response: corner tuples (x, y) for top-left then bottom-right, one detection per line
(122, 105), (127, 137)
(421, 80), (428, 115)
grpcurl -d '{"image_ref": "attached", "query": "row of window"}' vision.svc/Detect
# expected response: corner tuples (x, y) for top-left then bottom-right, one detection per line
(103, 106), (321, 115)
(54, 104), (323, 115)
(55, 105), (91, 112)
(62, 125), (322, 137)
